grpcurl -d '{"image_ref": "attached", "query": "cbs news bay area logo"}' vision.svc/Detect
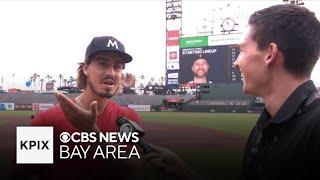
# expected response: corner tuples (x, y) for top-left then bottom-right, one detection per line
(16, 127), (140, 164)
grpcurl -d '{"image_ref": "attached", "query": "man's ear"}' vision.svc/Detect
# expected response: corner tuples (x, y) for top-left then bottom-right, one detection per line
(83, 63), (89, 76)
(265, 42), (279, 66)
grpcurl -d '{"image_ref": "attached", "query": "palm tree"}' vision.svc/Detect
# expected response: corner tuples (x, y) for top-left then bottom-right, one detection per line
(45, 75), (52, 83)
(138, 83), (144, 95)
(139, 75), (145, 81)
(12, 74), (15, 88)
(40, 79), (44, 91)
(150, 77), (155, 85)
(69, 76), (76, 87)
(63, 79), (67, 87)
(32, 73), (40, 91)
(139, 83), (144, 90)
(58, 74), (63, 88)
(51, 79), (56, 91)
(160, 76), (165, 86)
(139, 75), (145, 87)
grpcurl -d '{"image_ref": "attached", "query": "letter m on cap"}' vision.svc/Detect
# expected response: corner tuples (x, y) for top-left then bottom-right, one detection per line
(106, 39), (119, 49)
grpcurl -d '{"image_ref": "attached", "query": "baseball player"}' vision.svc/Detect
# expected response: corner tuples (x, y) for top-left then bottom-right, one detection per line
(13, 36), (142, 180)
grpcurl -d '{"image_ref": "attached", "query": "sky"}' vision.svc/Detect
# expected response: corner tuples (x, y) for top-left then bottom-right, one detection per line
(0, 0), (319, 90)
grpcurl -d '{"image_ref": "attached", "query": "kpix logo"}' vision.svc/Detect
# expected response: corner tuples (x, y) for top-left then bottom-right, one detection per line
(20, 140), (49, 150)
(16, 127), (53, 164)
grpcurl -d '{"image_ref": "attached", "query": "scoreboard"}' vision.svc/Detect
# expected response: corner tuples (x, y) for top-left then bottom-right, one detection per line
(166, 35), (242, 88)
(178, 45), (241, 84)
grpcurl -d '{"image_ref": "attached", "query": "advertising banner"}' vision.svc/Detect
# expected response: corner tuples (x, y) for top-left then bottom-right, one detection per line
(15, 104), (33, 110)
(46, 82), (54, 91)
(166, 30), (180, 46)
(208, 34), (241, 46)
(0, 103), (15, 110)
(166, 46), (180, 63)
(180, 36), (208, 48)
(32, 103), (55, 111)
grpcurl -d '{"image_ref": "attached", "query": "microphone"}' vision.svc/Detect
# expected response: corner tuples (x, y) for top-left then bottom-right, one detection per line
(116, 117), (152, 154)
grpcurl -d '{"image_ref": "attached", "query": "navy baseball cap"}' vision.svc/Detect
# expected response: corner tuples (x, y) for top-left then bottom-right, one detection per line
(85, 36), (132, 63)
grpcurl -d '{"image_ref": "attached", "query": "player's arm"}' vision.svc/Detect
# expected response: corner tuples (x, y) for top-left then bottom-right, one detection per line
(55, 92), (100, 133)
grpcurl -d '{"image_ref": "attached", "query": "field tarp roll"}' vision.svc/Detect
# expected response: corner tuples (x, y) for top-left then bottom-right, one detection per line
(128, 104), (151, 112)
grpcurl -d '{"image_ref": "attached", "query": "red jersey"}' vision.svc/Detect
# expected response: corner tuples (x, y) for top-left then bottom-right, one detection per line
(23, 100), (142, 180)
(31, 99), (141, 134)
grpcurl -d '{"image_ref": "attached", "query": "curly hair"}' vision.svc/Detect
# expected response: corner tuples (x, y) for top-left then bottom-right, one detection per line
(77, 62), (86, 90)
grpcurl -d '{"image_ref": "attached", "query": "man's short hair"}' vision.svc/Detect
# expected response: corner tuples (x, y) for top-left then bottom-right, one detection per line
(193, 57), (208, 65)
(249, 4), (320, 77)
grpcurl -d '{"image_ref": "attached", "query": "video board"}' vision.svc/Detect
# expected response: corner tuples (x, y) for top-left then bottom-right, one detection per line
(179, 45), (241, 84)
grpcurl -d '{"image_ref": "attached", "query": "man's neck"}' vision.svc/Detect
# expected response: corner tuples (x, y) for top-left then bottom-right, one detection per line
(193, 77), (207, 84)
(77, 89), (109, 114)
(261, 75), (309, 117)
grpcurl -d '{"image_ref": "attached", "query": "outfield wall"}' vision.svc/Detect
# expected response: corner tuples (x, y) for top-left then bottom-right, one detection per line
(182, 104), (251, 113)
(0, 103), (55, 111)
(0, 102), (256, 113)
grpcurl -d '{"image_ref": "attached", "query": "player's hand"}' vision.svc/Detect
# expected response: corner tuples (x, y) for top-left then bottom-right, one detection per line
(144, 144), (201, 179)
(122, 73), (136, 88)
(55, 92), (100, 133)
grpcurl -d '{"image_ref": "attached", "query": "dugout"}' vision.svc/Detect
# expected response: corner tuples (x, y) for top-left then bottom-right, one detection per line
(198, 82), (253, 101)
(181, 83), (256, 112)
(162, 97), (183, 111)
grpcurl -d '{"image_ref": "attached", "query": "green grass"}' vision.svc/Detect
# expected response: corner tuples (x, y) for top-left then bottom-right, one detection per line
(0, 110), (259, 180)
(136, 112), (258, 179)
(0, 111), (258, 137)
(0, 110), (35, 117)
(139, 112), (258, 138)
(0, 120), (8, 126)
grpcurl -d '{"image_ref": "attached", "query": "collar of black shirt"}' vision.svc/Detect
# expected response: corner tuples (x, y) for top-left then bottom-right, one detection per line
(258, 80), (317, 126)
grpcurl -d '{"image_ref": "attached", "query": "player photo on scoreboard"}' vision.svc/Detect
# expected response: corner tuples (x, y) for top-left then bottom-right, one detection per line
(179, 46), (228, 84)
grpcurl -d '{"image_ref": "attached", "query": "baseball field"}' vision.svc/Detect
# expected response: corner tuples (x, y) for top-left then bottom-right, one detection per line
(0, 111), (259, 180)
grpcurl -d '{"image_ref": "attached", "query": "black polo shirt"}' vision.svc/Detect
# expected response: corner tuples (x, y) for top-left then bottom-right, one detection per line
(241, 80), (320, 180)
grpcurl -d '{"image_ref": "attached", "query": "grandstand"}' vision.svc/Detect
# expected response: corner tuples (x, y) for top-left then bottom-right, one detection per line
(0, 92), (77, 104)
(0, 83), (263, 112)
(0, 91), (195, 111)
(0, 85), (257, 112)
(0, 92), (196, 106)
